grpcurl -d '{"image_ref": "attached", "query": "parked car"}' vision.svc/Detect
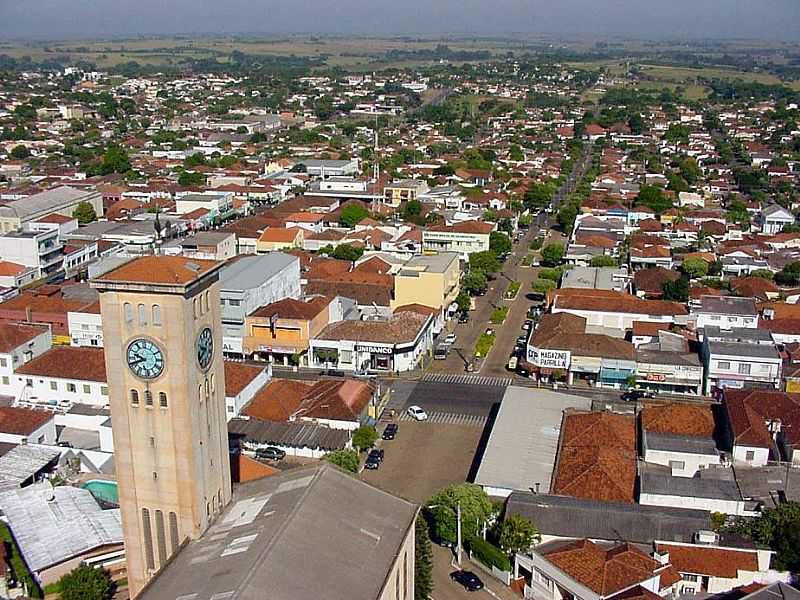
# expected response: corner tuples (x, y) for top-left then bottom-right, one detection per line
(507, 356), (518, 371)
(458, 312), (470, 324)
(444, 333), (457, 345)
(382, 423), (398, 440)
(367, 448), (384, 463)
(517, 364), (531, 378)
(407, 405), (429, 421)
(485, 327), (494, 335)
(516, 335), (528, 345)
(434, 345), (449, 360)
(364, 456), (380, 470)
(621, 389), (655, 402)
(450, 570), (484, 592)
(255, 446), (286, 461)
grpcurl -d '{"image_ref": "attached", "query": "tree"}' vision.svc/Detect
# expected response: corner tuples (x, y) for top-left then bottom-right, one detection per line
(72, 201), (97, 225)
(351, 426), (378, 452)
(557, 205), (578, 232)
(498, 514), (541, 556)
(532, 278), (557, 294)
(415, 515), (434, 600)
(427, 483), (493, 544)
(638, 185), (673, 214)
(728, 502), (800, 573)
(331, 244), (364, 262)
(750, 269), (774, 280)
(9, 145), (30, 159)
(178, 171), (205, 186)
(98, 145), (131, 175)
(681, 257), (709, 279)
(339, 203), (369, 228)
(469, 251), (500, 274)
(591, 255), (617, 267)
(455, 290), (471, 312)
(662, 276), (689, 302)
(324, 449), (359, 473)
(540, 243), (565, 267)
(775, 262), (800, 286)
(462, 270), (488, 296)
(524, 182), (554, 210)
(489, 232), (512, 257)
(57, 564), (113, 600)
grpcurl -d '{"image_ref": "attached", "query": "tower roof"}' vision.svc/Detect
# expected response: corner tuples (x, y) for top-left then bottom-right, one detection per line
(91, 256), (221, 289)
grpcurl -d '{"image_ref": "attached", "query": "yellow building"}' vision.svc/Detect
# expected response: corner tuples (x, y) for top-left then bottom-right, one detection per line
(391, 252), (460, 314)
(383, 180), (429, 208)
(91, 256), (232, 598)
(243, 296), (333, 364)
(256, 227), (304, 252)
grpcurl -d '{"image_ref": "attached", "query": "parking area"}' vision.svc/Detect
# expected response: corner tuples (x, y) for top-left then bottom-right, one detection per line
(360, 419), (485, 503)
(431, 545), (521, 600)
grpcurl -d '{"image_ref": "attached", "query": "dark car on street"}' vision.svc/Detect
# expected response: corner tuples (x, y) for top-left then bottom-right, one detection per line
(450, 570), (484, 592)
(382, 423), (398, 440)
(367, 448), (384, 463)
(255, 446), (286, 461)
(621, 389), (655, 402)
(364, 454), (381, 470)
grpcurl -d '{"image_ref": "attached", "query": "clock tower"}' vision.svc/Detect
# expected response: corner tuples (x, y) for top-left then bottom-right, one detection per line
(92, 256), (231, 598)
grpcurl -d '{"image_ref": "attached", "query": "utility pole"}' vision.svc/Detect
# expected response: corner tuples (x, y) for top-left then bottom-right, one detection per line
(456, 501), (463, 567)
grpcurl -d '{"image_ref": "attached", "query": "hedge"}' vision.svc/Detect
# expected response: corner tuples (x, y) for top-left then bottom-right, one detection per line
(468, 537), (511, 572)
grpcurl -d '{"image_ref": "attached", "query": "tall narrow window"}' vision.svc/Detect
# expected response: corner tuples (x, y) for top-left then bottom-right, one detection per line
(130, 389), (139, 406)
(155, 510), (167, 566)
(152, 305), (162, 326)
(169, 512), (179, 554)
(138, 304), (147, 326)
(193, 298), (198, 318)
(145, 390), (153, 406)
(199, 384), (204, 403)
(159, 392), (168, 408)
(124, 303), (133, 324)
(210, 374), (215, 395)
(142, 508), (155, 570)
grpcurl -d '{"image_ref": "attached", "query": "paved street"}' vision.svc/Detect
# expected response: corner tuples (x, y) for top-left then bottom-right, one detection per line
(431, 545), (520, 600)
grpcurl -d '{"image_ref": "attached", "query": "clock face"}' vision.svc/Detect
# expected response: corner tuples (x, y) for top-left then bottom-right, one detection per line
(126, 338), (165, 380)
(197, 327), (213, 371)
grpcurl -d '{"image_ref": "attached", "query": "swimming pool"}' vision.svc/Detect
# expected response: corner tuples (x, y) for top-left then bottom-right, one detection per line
(82, 480), (119, 505)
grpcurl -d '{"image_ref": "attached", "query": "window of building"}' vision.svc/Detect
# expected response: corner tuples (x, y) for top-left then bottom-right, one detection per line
(169, 512), (179, 554)
(340, 350), (353, 364)
(159, 392), (168, 408)
(66, 383), (76, 393)
(193, 298), (198, 319)
(155, 509), (167, 565)
(227, 405), (234, 413)
(2, 377), (8, 386)
(717, 361), (730, 370)
(199, 384), (204, 403)
(142, 508), (155, 571)
(669, 460), (686, 471)
(130, 389), (139, 406)
(152, 305), (162, 326)
(746, 450), (755, 461)
(25, 378), (32, 387)
(138, 304), (147, 326)
(710, 315), (720, 321)
(739, 363), (751, 375)
(145, 390), (153, 406)
(101, 386), (108, 396)
(124, 303), (133, 324)
(683, 575), (699, 582)
(210, 374), (215, 395)
(83, 384), (91, 394)
(204, 291), (210, 313)
(50, 381), (58, 391)
(0, 358), (6, 367)
(228, 299), (240, 307)
(153, 471), (158, 480)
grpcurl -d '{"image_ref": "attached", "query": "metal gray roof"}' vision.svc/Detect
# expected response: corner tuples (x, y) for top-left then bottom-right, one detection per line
(636, 349), (700, 367)
(506, 492), (711, 544)
(0, 186), (95, 220)
(0, 445), (60, 490)
(219, 252), (298, 291)
(707, 341), (780, 359)
(140, 463), (417, 600)
(0, 481), (122, 573)
(227, 417), (349, 451)
(474, 387), (591, 494)
(644, 431), (718, 456)
(640, 465), (742, 501)
(697, 296), (757, 316)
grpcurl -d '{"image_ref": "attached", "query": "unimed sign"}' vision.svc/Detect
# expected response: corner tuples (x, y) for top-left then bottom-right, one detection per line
(527, 346), (570, 369)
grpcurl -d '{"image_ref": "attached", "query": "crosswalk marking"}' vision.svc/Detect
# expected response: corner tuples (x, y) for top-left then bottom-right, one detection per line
(422, 373), (513, 387)
(398, 411), (487, 427)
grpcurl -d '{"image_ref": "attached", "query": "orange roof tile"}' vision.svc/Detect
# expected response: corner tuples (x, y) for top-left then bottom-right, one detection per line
(655, 544), (758, 578)
(94, 256), (219, 285)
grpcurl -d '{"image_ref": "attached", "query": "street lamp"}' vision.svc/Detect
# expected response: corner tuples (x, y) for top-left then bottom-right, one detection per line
(427, 502), (462, 567)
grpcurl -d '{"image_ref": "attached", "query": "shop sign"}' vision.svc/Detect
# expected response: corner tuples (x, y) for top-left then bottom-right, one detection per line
(527, 346), (570, 369)
(357, 344), (393, 355)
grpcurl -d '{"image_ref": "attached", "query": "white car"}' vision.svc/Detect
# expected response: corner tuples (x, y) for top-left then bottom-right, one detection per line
(444, 333), (457, 345)
(407, 405), (428, 421)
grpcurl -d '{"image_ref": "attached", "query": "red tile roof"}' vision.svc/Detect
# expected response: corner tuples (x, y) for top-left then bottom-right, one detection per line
(552, 289), (687, 317)
(0, 406), (53, 435)
(655, 543), (759, 578)
(552, 411), (637, 503)
(641, 403), (716, 438)
(542, 540), (660, 595)
(15, 346), (107, 382)
(0, 323), (48, 353)
(724, 389), (800, 448)
(94, 256), (219, 285)
(223, 362), (267, 397)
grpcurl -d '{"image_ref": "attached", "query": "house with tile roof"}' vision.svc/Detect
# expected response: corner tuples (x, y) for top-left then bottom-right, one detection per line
(550, 289), (687, 331)
(515, 539), (680, 600)
(654, 541), (786, 596)
(0, 322), (52, 398)
(223, 361), (271, 420)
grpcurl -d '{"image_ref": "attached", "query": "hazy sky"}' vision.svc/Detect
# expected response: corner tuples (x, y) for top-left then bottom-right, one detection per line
(1, 0), (799, 40)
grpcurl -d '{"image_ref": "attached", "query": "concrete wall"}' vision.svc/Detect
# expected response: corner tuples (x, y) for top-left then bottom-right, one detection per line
(377, 518), (415, 600)
(639, 492), (747, 516)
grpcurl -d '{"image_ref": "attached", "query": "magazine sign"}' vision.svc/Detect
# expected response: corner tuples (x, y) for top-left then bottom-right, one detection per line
(527, 346), (570, 369)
